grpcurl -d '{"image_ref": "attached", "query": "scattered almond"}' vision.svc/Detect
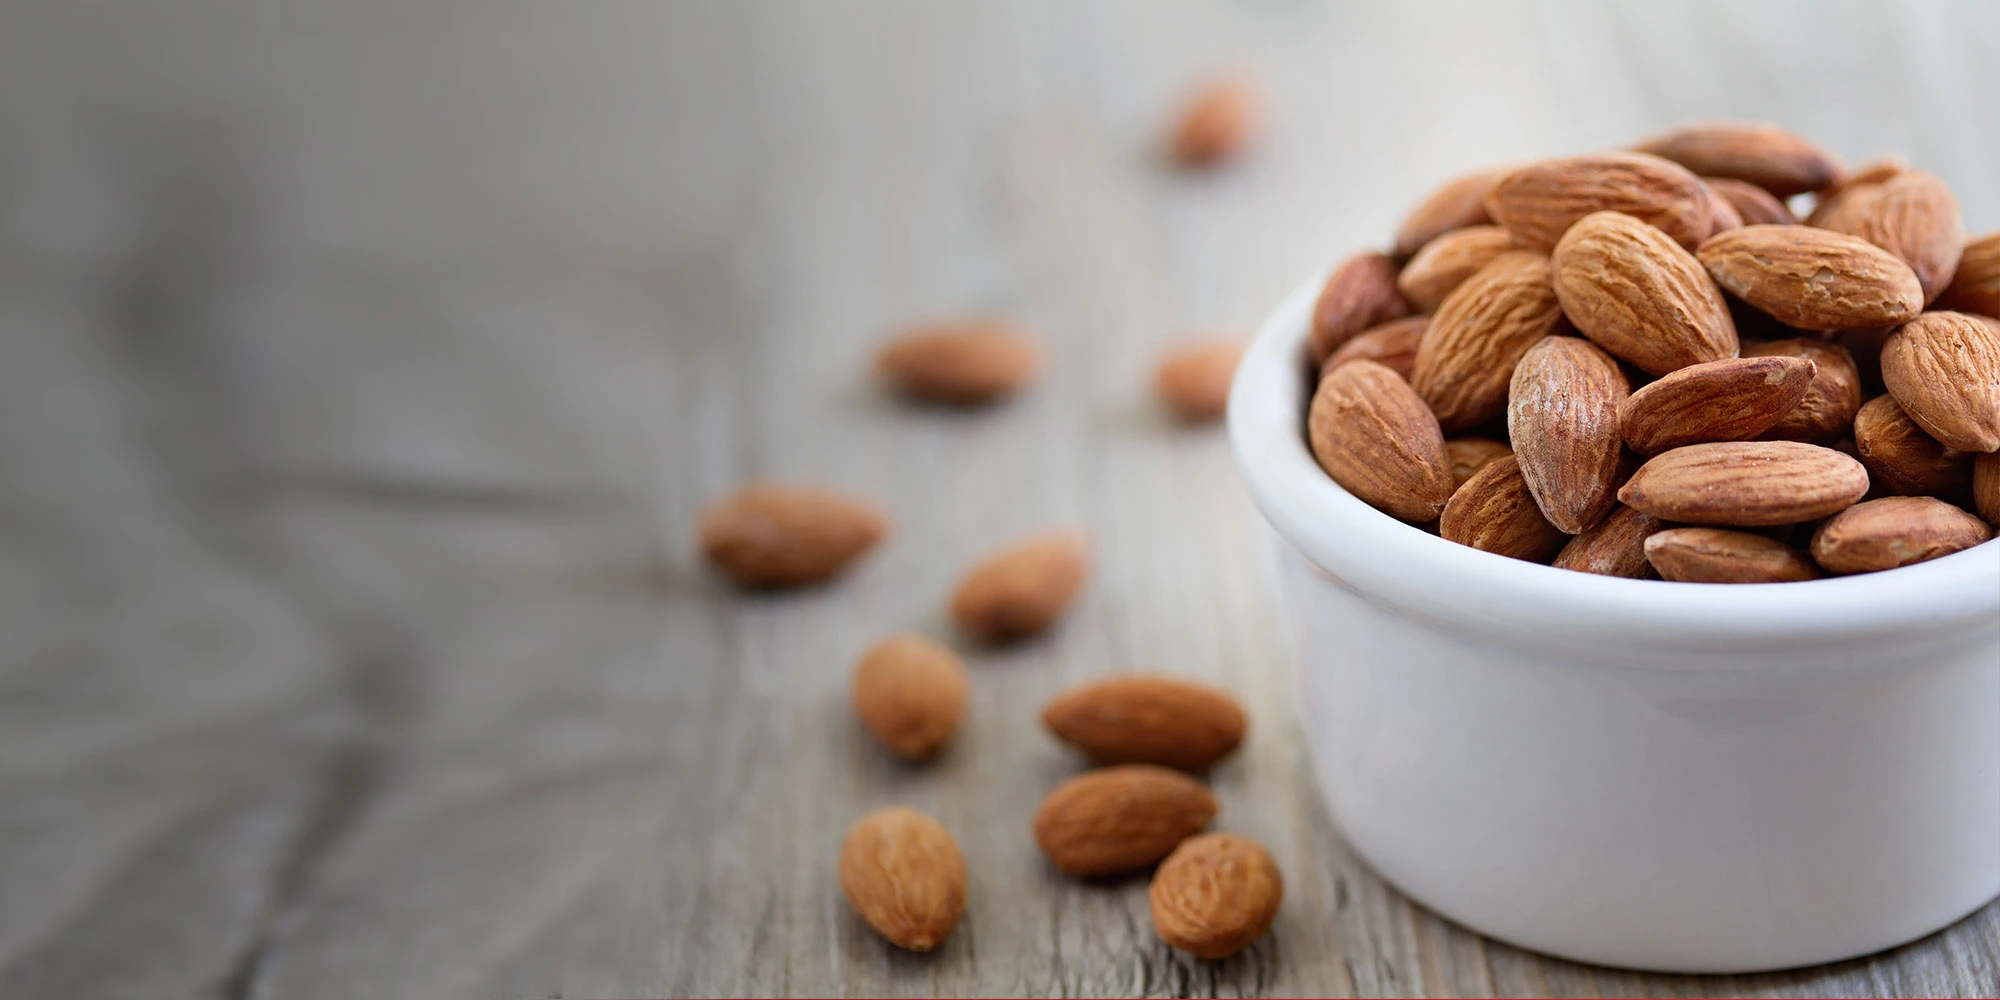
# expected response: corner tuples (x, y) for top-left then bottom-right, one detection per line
(1879, 311), (2000, 452)
(1307, 360), (1455, 521)
(839, 807), (968, 951)
(1973, 453), (2000, 525)
(1618, 441), (1869, 526)
(1744, 339), (1863, 443)
(1440, 454), (1569, 562)
(1853, 394), (1973, 498)
(1507, 336), (1630, 533)
(1395, 168), (1508, 257)
(1698, 225), (1924, 332)
(1041, 675), (1246, 772)
(1446, 437), (1513, 489)
(1485, 152), (1711, 251)
(1033, 765), (1218, 877)
(1634, 123), (1840, 197)
(1705, 176), (1796, 226)
(1156, 340), (1246, 421)
(853, 634), (968, 760)
(1149, 833), (1283, 959)
(699, 484), (889, 588)
(1321, 316), (1428, 381)
(878, 322), (1040, 404)
(1553, 504), (1664, 577)
(1396, 226), (1518, 312)
(1644, 527), (1822, 583)
(1552, 210), (1738, 375)
(1169, 78), (1258, 167)
(1617, 356), (1817, 454)
(1309, 253), (1414, 363)
(1410, 250), (1568, 431)
(1938, 231), (2000, 317)
(949, 532), (1089, 642)
(1809, 496), (1993, 574)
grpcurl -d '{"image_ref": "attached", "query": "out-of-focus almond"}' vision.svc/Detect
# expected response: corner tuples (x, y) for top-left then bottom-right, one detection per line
(1705, 176), (1797, 226)
(1938, 232), (2000, 317)
(1820, 155), (1907, 200)
(1410, 251), (1567, 431)
(878, 322), (1040, 404)
(1806, 182), (1882, 232)
(1307, 360), (1455, 521)
(1839, 170), (1964, 304)
(950, 533), (1089, 642)
(1395, 168), (1509, 256)
(1041, 675), (1247, 773)
(1033, 765), (1218, 877)
(1156, 339), (1246, 421)
(1440, 455), (1569, 562)
(1697, 225), (1924, 332)
(1643, 527), (1822, 583)
(1634, 123), (1840, 197)
(853, 634), (968, 760)
(1397, 226), (1519, 312)
(699, 484), (889, 588)
(1553, 504), (1664, 577)
(1322, 315), (1428, 380)
(1617, 356), (1817, 454)
(1552, 211), (1739, 375)
(1446, 437), (1513, 488)
(1486, 152), (1712, 251)
(1974, 453), (2000, 525)
(1744, 339), (1863, 443)
(1618, 441), (1870, 526)
(1150, 833), (1283, 959)
(1809, 496), (1993, 574)
(1702, 185), (1744, 237)
(1168, 78), (1258, 167)
(840, 807), (968, 951)
(1879, 311), (2000, 452)
(1853, 394), (1973, 497)
(1507, 336), (1631, 533)
(1310, 253), (1413, 363)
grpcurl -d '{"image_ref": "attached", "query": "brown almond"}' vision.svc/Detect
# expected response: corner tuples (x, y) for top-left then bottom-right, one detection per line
(1307, 361), (1455, 521)
(1410, 251), (1567, 431)
(1553, 504), (1664, 577)
(1150, 833), (1283, 959)
(1322, 315), (1428, 380)
(1156, 339), (1246, 421)
(1702, 184), (1745, 237)
(1853, 394), (1973, 498)
(1810, 496), (1993, 574)
(1806, 182), (1882, 232)
(1879, 311), (2000, 452)
(1618, 441), (1870, 526)
(1617, 356), (1817, 454)
(1486, 152), (1711, 251)
(1440, 455), (1569, 562)
(1552, 211), (1739, 375)
(1973, 453), (2000, 525)
(1033, 765), (1219, 877)
(1395, 168), (1508, 256)
(950, 533), (1089, 642)
(1309, 252), (1414, 362)
(1643, 528), (1822, 583)
(1397, 226), (1519, 312)
(1705, 176), (1797, 226)
(1697, 225), (1924, 332)
(1507, 336), (1631, 532)
(1938, 231), (2000, 317)
(1168, 77), (1257, 167)
(1820, 156), (1907, 199)
(853, 635), (968, 760)
(1634, 124), (1840, 197)
(839, 807), (968, 951)
(699, 484), (889, 588)
(1841, 171), (1964, 304)
(1446, 437), (1513, 489)
(1744, 339), (1863, 443)
(878, 322), (1040, 404)
(1041, 675), (1247, 772)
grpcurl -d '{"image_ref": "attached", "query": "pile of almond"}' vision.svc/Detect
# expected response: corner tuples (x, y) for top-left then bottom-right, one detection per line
(1308, 124), (1999, 582)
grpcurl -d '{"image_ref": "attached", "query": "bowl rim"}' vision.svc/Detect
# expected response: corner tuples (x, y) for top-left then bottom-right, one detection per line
(1227, 272), (2000, 656)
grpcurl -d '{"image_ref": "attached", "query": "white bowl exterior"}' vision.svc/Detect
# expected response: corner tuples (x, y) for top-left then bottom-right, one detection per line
(1233, 277), (2000, 973)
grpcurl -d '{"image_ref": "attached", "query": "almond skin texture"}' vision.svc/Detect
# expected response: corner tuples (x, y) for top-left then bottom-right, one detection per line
(1618, 441), (1870, 526)
(1744, 339), (1863, 443)
(1879, 311), (2000, 452)
(1033, 765), (1219, 877)
(1842, 171), (1964, 304)
(1634, 124), (1840, 197)
(1507, 336), (1631, 532)
(1156, 340), (1245, 421)
(1150, 833), (1283, 959)
(853, 635), (968, 760)
(877, 322), (1039, 404)
(1310, 253), (1414, 363)
(1617, 356), (1817, 454)
(1395, 168), (1508, 257)
(950, 533), (1089, 642)
(1446, 437), (1513, 489)
(1810, 496), (1993, 574)
(1307, 360), (1455, 521)
(1973, 453), (2000, 525)
(1643, 528), (1822, 583)
(1705, 176), (1797, 226)
(1440, 455), (1569, 562)
(1485, 152), (1711, 252)
(1410, 251), (1567, 431)
(1169, 78), (1257, 167)
(1697, 225), (1924, 332)
(1938, 232), (2000, 317)
(1552, 211), (1739, 376)
(1853, 394), (1973, 498)
(1553, 504), (1664, 577)
(1396, 226), (1518, 312)
(699, 484), (889, 588)
(839, 807), (968, 951)
(1807, 182), (1882, 232)
(1041, 675), (1247, 772)
(1321, 316), (1427, 381)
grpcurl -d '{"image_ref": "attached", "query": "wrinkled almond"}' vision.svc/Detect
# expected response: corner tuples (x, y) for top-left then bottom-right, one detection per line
(1697, 225), (1924, 332)
(1395, 168), (1508, 256)
(950, 533), (1089, 642)
(1440, 454), (1569, 562)
(1446, 437), (1513, 488)
(1617, 356), (1817, 454)
(1156, 339), (1246, 421)
(1396, 226), (1518, 312)
(1552, 210), (1739, 375)
(1634, 123), (1840, 197)
(1809, 496), (1993, 574)
(1618, 441), (1870, 526)
(1938, 231), (2000, 317)
(1705, 176), (1796, 227)
(1879, 311), (2000, 452)
(1553, 504), (1664, 577)
(1974, 453), (2000, 525)
(1322, 316), (1428, 380)
(1150, 833), (1283, 959)
(1169, 77), (1258, 167)
(1744, 339), (1864, 443)
(1410, 250), (1567, 431)
(1307, 360), (1455, 521)
(1034, 765), (1219, 877)
(853, 634), (968, 760)
(1041, 675), (1247, 772)
(1486, 152), (1711, 251)
(1309, 253), (1414, 363)
(1838, 170), (1964, 304)
(1507, 336), (1631, 532)
(840, 807), (968, 951)
(699, 484), (889, 588)
(1644, 527), (1822, 583)
(1853, 394), (1973, 498)
(878, 322), (1040, 403)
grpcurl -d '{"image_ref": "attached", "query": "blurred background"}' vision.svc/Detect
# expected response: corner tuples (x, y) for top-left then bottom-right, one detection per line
(2, 2), (1996, 997)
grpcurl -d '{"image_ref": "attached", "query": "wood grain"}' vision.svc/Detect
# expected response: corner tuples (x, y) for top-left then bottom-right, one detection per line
(0, 1), (1995, 997)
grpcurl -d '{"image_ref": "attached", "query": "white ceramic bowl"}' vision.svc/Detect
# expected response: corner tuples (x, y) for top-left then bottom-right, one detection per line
(1228, 276), (2000, 973)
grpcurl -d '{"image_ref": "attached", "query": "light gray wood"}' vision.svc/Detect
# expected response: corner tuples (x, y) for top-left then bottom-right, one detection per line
(0, 1), (1995, 997)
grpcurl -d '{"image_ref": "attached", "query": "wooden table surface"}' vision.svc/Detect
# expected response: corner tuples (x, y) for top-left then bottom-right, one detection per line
(2, 1), (1997, 997)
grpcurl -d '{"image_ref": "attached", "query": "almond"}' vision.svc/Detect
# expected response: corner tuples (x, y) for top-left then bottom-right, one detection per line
(1705, 176), (1796, 226)
(1446, 437), (1513, 488)
(1809, 496), (1993, 574)
(1879, 311), (2000, 452)
(839, 807), (968, 951)
(699, 484), (889, 588)
(1149, 833), (1283, 959)
(1321, 316), (1428, 380)
(1552, 211), (1739, 375)
(1033, 765), (1218, 877)
(1410, 251), (1567, 431)
(1553, 504), (1664, 577)
(1744, 339), (1864, 443)
(1820, 155), (1907, 199)
(1938, 231), (2000, 317)
(1617, 356), (1817, 454)
(1618, 441), (1870, 526)
(1440, 454), (1569, 562)
(1643, 527), (1822, 583)
(1396, 225), (1518, 312)
(1853, 394), (1973, 498)
(1634, 124), (1840, 197)
(1156, 339), (1246, 421)
(1701, 184), (1745, 237)
(853, 634), (968, 760)
(1307, 360), (1455, 521)
(1395, 168), (1508, 256)
(1697, 225), (1924, 332)
(1974, 453), (2000, 525)
(1309, 253), (1414, 363)
(1840, 171), (1964, 304)
(1507, 336), (1631, 532)
(1168, 77), (1258, 167)
(1041, 675), (1247, 772)
(1806, 182), (1882, 232)
(878, 322), (1040, 403)
(950, 532), (1089, 642)
(1485, 152), (1711, 251)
